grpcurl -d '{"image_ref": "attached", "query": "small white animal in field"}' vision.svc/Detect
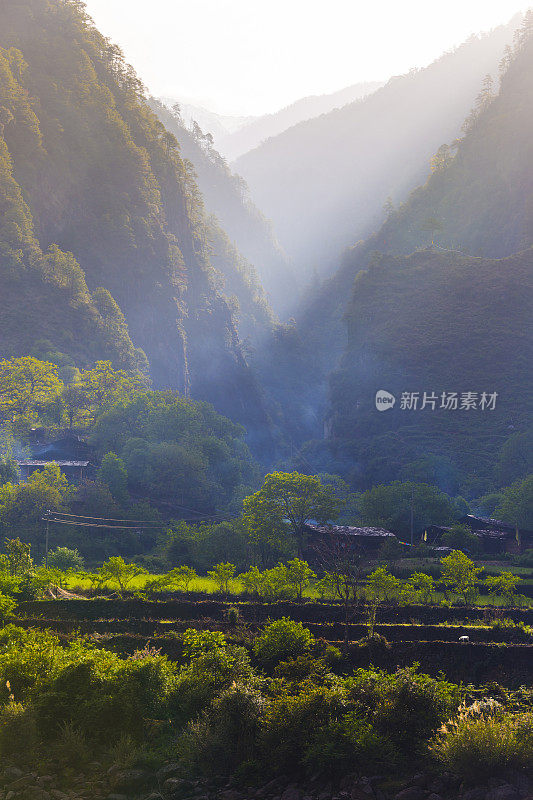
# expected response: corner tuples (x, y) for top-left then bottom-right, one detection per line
(459, 635), (470, 643)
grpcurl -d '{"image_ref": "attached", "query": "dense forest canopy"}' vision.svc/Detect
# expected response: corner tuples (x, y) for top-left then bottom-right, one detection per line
(0, 0), (275, 453)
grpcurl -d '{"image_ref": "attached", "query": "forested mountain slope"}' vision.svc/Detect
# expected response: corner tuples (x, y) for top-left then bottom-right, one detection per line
(150, 99), (296, 317)
(256, 14), (533, 482)
(0, 49), (142, 372)
(220, 80), (382, 161)
(328, 249), (533, 492)
(323, 21), (533, 490)
(0, 0), (272, 443)
(235, 19), (519, 286)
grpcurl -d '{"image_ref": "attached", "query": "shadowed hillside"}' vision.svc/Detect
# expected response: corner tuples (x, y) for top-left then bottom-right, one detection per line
(255, 14), (533, 487)
(0, 0), (273, 447)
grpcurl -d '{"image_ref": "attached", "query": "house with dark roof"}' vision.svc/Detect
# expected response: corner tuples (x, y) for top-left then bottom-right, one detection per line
(17, 431), (94, 482)
(423, 515), (532, 555)
(303, 523), (400, 560)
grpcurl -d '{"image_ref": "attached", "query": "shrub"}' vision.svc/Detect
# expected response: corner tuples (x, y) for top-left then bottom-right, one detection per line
(53, 721), (90, 767)
(253, 618), (314, 666)
(169, 630), (253, 726)
(259, 688), (345, 773)
(226, 606), (240, 626)
(347, 666), (460, 750)
(431, 704), (533, 781)
(354, 633), (391, 656)
(178, 684), (263, 776)
(303, 711), (396, 775)
(0, 701), (37, 757)
(274, 655), (328, 684)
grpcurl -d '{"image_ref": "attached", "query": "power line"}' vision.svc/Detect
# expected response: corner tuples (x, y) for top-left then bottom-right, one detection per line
(45, 511), (166, 526)
(42, 518), (161, 530)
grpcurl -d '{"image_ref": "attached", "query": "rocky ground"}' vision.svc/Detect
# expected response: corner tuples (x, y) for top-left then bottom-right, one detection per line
(0, 764), (532, 800)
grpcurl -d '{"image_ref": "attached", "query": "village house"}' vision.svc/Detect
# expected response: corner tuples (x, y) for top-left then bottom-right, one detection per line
(303, 522), (400, 560)
(16, 429), (94, 482)
(423, 514), (533, 555)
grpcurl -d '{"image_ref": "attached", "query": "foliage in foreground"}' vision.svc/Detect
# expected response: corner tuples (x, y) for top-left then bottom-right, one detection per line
(0, 619), (529, 782)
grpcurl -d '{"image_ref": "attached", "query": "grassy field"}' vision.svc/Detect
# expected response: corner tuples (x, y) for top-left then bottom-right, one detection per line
(63, 573), (533, 606)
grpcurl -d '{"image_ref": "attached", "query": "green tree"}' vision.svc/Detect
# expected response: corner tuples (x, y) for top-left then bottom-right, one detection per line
(495, 475), (533, 532)
(61, 382), (91, 428)
(0, 592), (16, 621)
(358, 481), (455, 541)
(407, 572), (435, 604)
(440, 550), (483, 605)
(77, 361), (143, 421)
(495, 432), (533, 487)
(0, 459), (19, 486)
(366, 566), (402, 603)
(164, 565), (198, 592)
(208, 562), (236, 594)
(284, 558), (316, 599)
(47, 547), (84, 573)
(0, 357), (63, 424)
(3, 538), (33, 576)
(243, 472), (341, 557)
(98, 452), (129, 505)
(484, 572), (521, 606)
(0, 464), (69, 535)
(99, 556), (145, 596)
(441, 524), (482, 555)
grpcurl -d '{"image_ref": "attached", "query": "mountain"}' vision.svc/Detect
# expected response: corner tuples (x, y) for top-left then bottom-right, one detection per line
(235, 18), (520, 290)
(0, 47), (142, 372)
(263, 14), (533, 492)
(327, 249), (532, 493)
(0, 0), (273, 446)
(149, 99), (297, 317)
(158, 97), (256, 143)
(219, 81), (383, 161)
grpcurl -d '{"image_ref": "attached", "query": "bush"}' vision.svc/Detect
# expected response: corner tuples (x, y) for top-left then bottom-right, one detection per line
(169, 630), (253, 726)
(303, 711), (396, 776)
(259, 688), (345, 772)
(0, 592), (16, 620)
(253, 618), (314, 666)
(431, 704), (533, 781)
(0, 701), (37, 757)
(178, 684), (263, 776)
(346, 666), (460, 751)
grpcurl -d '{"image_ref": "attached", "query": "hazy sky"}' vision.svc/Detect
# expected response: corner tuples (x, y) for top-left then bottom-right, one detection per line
(84, 0), (529, 116)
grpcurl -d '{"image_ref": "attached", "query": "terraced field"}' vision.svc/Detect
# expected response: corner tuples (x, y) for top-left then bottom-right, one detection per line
(13, 597), (533, 687)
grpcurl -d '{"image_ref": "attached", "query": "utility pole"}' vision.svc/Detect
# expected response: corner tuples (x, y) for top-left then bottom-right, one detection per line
(410, 489), (415, 547)
(45, 511), (50, 568)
